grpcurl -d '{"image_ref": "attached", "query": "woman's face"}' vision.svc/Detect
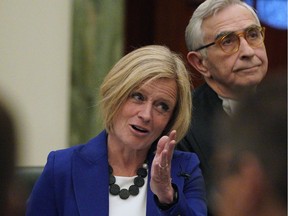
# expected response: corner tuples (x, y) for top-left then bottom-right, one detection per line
(109, 78), (177, 151)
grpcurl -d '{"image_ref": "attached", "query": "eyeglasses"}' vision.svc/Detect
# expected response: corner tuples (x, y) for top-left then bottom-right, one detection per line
(194, 26), (265, 54)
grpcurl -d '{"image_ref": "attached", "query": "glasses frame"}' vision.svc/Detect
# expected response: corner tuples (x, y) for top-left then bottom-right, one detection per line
(194, 26), (265, 54)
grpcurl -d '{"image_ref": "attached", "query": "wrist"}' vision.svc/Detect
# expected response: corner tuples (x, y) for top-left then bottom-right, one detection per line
(157, 186), (174, 203)
(154, 184), (179, 210)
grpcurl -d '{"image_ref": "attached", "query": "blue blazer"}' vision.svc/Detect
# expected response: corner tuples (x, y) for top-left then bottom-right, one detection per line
(26, 131), (207, 216)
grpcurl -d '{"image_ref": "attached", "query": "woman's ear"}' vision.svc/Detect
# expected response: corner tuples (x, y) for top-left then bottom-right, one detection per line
(187, 51), (211, 78)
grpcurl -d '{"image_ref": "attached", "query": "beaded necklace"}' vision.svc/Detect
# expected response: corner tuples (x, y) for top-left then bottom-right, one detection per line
(109, 162), (148, 200)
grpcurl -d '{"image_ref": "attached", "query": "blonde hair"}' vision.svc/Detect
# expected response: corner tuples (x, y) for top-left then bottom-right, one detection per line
(100, 45), (192, 143)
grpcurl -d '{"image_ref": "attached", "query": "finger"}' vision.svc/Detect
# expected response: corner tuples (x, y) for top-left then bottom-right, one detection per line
(156, 135), (169, 154)
(169, 130), (176, 141)
(159, 148), (168, 169)
(163, 130), (176, 151)
(165, 130), (177, 159)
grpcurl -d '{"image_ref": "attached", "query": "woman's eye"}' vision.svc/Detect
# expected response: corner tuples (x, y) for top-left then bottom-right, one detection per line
(131, 92), (144, 101)
(157, 102), (169, 112)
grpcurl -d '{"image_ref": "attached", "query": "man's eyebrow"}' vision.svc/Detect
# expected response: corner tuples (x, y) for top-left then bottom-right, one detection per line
(214, 24), (260, 40)
(244, 24), (260, 31)
(215, 31), (233, 40)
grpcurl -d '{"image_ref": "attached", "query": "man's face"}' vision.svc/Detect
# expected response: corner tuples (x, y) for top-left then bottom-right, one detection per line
(201, 4), (268, 98)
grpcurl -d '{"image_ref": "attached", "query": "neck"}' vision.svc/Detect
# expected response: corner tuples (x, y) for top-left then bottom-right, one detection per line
(206, 80), (257, 100)
(107, 136), (148, 176)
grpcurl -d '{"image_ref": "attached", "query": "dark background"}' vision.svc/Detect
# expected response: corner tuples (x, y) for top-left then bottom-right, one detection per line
(124, 0), (287, 88)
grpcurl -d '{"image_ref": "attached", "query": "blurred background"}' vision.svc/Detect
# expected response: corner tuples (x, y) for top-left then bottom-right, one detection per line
(0, 0), (286, 166)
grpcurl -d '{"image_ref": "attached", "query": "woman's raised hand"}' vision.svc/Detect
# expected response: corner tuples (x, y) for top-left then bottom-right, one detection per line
(150, 130), (176, 204)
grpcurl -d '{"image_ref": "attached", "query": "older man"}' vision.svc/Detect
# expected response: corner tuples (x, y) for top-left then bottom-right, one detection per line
(177, 0), (268, 197)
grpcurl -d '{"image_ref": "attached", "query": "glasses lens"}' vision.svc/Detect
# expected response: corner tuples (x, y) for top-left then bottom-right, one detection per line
(245, 27), (264, 47)
(219, 33), (239, 53)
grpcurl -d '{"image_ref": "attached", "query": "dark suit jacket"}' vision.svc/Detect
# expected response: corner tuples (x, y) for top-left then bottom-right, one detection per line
(177, 83), (228, 186)
(26, 130), (207, 216)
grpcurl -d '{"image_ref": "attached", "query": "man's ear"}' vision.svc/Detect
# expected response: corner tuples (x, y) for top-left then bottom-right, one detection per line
(187, 51), (211, 78)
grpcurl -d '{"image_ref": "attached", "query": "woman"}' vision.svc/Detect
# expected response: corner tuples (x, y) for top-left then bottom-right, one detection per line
(26, 45), (207, 216)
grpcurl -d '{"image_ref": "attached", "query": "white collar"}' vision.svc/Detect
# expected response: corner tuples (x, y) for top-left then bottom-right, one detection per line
(218, 96), (240, 116)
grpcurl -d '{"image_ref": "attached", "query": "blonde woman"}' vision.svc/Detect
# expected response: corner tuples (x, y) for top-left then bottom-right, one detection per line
(27, 45), (207, 216)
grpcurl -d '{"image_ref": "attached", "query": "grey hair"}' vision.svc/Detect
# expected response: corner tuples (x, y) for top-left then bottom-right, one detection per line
(185, 0), (261, 56)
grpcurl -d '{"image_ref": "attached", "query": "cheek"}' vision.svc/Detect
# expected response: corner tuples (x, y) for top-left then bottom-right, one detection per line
(207, 59), (234, 79)
(113, 103), (134, 125)
(258, 50), (268, 66)
(120, 101), (137, 116)
(153, 113), (172, 133)
(206, 53), (237, 75)
(253, 49), (268, 78)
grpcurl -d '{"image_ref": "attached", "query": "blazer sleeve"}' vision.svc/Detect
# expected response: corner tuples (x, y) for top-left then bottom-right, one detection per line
(26, 151), (58, 216)
(155, 152), (207, 216)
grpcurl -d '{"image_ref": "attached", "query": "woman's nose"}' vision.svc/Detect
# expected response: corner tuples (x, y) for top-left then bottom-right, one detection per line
(138, 103), (152, 122)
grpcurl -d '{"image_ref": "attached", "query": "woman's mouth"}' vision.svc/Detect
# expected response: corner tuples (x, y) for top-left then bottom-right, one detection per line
(131, 125), (149, 133)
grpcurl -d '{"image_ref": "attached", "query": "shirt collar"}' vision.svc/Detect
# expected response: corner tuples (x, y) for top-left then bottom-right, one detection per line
(218, 96), (240, 116)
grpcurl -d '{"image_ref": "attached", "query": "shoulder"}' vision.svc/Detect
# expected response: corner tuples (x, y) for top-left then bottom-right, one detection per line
(42, 144), (85, 179)
(47, 144), (84, 165)
(193, 83), (218, 100)
(48, 130), (108, 165)
(193, 83), (222, 114)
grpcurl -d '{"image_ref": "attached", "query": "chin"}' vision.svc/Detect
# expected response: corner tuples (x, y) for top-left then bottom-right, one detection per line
(240, 74), (265, 88)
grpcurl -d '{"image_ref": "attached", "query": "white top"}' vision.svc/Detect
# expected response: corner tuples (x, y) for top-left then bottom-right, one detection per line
(109, 175), (147, 216)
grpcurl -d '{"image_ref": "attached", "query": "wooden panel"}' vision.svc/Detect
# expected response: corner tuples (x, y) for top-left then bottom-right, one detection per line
(153, 0), (203, 87)
(124, 0), (155, 53)
(265, 27), (287, 71)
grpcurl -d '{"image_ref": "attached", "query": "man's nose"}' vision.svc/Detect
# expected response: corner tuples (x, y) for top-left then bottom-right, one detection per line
(238, 37), (255, 59)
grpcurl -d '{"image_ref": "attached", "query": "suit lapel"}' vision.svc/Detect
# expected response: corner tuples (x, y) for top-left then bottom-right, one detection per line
(192, 84), (227, 177)
(72, 131), (109, 216)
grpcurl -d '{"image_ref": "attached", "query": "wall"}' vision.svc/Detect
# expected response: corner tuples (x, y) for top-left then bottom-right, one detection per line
(0, 1), (72, 166)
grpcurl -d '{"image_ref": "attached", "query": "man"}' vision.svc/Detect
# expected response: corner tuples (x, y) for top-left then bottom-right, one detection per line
(177, 0), (268, 190)
(210, 74), (287, 216)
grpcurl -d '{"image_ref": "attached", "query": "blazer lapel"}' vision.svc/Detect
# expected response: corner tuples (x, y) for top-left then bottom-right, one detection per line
(72, 131), (109, 216)
(146, 149), (157, 215)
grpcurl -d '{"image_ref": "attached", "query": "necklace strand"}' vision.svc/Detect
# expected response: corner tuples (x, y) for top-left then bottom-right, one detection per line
(109, 163), (148, 200)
